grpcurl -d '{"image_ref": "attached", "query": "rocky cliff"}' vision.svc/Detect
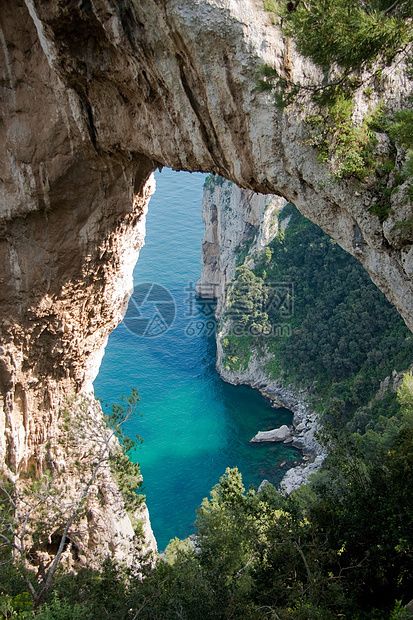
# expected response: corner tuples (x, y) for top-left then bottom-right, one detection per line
(198, 177), (327, 490)
(0, 0), (412, 559)
(196, 176), (286, 311)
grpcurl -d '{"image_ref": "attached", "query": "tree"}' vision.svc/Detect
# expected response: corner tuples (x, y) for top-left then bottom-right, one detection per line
(261, 0), (413, 101)
(259, 0), (413, 184)
(280, 0), (412, 75)
(225, 265), (271, 335)
(194, 468), (344, 618)
(309, 373), (413, 614)
(0, 390), (143, 609)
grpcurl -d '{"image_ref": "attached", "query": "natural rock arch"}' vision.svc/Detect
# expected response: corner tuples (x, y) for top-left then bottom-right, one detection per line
(0, 0), (412, 558)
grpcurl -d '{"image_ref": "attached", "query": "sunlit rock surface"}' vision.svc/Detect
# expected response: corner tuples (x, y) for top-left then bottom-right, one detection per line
(0, 0), (412, 559)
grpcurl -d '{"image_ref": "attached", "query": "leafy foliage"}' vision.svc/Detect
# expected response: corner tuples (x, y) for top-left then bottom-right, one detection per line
(221, 333), (254, 371)
(203, 174), (227, 193)
(279, 0), (413, 73)
(221, 204), (413, 423)
(0, 392), (145, 610)
(259, 0), (413, 188)
(304, 95), (382, 180)
(311, 392), (413, 614)
(34, 595), (93, 620)
(234, 230), (258, 267)
(226, 266), (271, 332)
(104, 389), (145, 520)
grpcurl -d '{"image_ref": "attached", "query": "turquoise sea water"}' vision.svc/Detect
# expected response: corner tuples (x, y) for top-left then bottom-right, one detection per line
(94, 168), (300, 550)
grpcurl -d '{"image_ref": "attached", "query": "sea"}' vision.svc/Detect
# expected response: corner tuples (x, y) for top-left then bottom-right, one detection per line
(93, 168), (300, 550)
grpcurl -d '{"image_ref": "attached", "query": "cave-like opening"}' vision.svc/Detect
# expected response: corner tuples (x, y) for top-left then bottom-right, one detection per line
(93, 169), (299, 549)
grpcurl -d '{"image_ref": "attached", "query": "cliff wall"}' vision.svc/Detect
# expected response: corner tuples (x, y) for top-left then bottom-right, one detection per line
(196, 177), (286, 310)
(0, 0), (412, 558)
(3, 1), (413, 326)
(198, 177), (326, 491)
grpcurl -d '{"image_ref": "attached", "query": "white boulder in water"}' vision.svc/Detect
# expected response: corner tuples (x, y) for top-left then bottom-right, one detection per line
(250, 425), (292, 443)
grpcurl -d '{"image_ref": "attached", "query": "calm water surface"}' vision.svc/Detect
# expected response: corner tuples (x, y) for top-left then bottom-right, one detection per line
(94, 169), (300, 550)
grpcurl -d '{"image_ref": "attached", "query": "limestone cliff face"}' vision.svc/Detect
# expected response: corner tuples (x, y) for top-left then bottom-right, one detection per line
(196, 177), (286, 311)
(0, 0), (412, 558)
(198, 178), (326, 489)
(0, 0), (160, 561)
(2, 0), (413, 328)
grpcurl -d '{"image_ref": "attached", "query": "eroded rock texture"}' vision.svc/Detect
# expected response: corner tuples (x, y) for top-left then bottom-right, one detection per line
(196, 178), (286, 312)
(0, 0), (412, 559)
(0, 0), (157, 561)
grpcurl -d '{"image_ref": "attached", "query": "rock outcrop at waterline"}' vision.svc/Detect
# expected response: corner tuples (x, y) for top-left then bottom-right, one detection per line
(196, 177), (286, 311)
(215, 331), (327, 492)
(250, 425), (292, 443)
(0, 0), (412, 559)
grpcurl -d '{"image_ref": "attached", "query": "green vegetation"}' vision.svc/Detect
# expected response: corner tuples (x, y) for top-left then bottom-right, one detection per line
(0, 392), (144, 611)
(2, 373), (413, 617)
(221, 333), (254, 371)
(104, 390), (145, 521)
(226, 265), (272, 336)
(259, 0), (413, 197)
(221, 204), (413, 445)
(260, 0), (413, 104)
(279, 0), (412, 75)
(203, 174), (227, 193)
(303, 95), (381, 181)
(234, 230), (258, 266)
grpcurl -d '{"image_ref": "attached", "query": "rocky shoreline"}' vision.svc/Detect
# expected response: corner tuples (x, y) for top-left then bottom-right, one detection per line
(216, 342), (327, 495)
(196, 177), (328, 495)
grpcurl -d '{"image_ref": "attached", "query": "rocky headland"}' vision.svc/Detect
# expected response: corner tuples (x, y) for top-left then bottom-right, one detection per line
(1, 0), (412, 562)
(197, 177), (327, 492)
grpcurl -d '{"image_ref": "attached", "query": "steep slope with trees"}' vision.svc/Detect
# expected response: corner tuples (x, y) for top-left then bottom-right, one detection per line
(0, 0), (412, 605)
(2, 372), (413, 617)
